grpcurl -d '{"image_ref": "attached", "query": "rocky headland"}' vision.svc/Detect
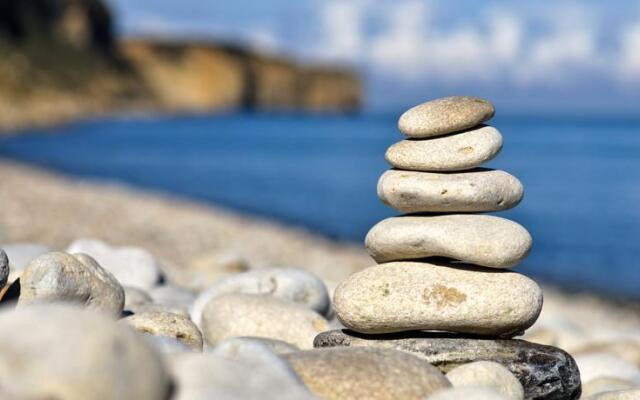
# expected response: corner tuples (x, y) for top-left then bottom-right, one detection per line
(0, 0), (361, 133)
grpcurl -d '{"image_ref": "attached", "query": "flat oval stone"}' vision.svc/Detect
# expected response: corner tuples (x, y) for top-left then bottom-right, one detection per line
(200, 293), (329, 349)
(121, 310), (203, 351)
(333, 262), (542, 336)
(284, 348), (450, 400)
(398, 96), (495, 138)
(386, 125), (503, 171)
(365, 215), (532, 268)
(314, 330), (582, 400)
(18, 252), (125, 317)
(446, 361), (524, 400)
(377, 169), (523, 213)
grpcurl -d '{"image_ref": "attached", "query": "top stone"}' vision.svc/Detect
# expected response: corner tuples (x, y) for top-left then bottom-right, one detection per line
(398, 96), (495, 138)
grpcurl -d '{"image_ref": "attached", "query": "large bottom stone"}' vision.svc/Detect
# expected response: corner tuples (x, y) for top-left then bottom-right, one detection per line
(314, 330), (581, 400)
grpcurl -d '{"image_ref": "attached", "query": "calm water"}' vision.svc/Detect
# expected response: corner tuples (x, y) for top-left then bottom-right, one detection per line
(1, 113), (639, 298)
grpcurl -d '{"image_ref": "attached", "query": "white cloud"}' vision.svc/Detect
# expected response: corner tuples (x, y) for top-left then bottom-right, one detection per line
(318, 0), (367, 61)
(618, 22), (640, 81)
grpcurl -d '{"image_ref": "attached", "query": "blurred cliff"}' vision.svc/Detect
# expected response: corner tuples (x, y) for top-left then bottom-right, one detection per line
(0, 0), (361, 132)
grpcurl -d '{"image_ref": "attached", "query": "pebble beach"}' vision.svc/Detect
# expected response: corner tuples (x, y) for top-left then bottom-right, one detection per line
(0, 97), (640, 399)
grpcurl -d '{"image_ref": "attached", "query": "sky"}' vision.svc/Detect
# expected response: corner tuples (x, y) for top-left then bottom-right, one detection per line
(106, 0), (640, 114)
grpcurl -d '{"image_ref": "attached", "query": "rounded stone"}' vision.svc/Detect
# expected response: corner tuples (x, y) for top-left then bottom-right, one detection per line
(285, 347), (450, 400)
(446, 361), (524, 400)
(121, 310), (203, 351)
(365, 215), (532, 268)
(333, 262), (542, 336)
(314, 330), (582, 400)
(398, 96), (495, 138)
(386, 125), (503, 172)
(168, 352), (314, 400)
(191, 267), (330, 326)
(201, 293), (329, 349)
(574, 352), (640, 383)
(582, 377), (636, 398)
(213, 336), (299, 354)
(123, 285), (152, 309)
(427, 387), (510, 400)
(66, 239), (162, 290)
(212, 337), (299, 373)
(377, 169), (523, 213)
(0, 248), (8, 288)
(0, 304), (171, 400)
(149, 285), (195, 308)
(18, 252), (125, 317)
(584, 390), (640, 400)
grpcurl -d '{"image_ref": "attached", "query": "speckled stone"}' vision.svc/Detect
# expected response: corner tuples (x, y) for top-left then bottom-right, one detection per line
(386, 125), (503, 172)
(200, 293), (329, 349)
(191, 267), (330, 326)
(446, 361), (524, 400)
(285, 347), (450, 400)
(398, 96), (495, 138)
(0, 304), (172, 400)
(314, 330), (582, 400)
(121, 310), (203, 351)
(333, 262), (542, 336)
(18, 252), (125, 317)
(0, 248), (8, 288)
(365, 215), (532, 268)
(377, 169), (523, 213)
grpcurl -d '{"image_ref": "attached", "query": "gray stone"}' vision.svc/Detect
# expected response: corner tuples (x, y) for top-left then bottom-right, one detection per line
(377, 169), (523, 213)
(168, 352), (314, 400)
(365, 215), (532, 268)
(121, 310), (203, 351)
(128, 302), (190, 317)
(333, 262), (542, 336)
(211, 337), (299, 373)
(0, 248), (8, 288)
(0, 304), (171, 400)
(314, 330), (582, 400)
(191, 267), (330, 326)
(427, 387), (510, 400)
(149, 284), (195, 308)
(144, 335), (192, 354)
(200, 293), (329, 349)
(385, 125), (503, 172)
(66, 239), (162, 290)
(213, 336), (299, 354)
(285, 347), (450, 400)
(446, 361), (524, 400)
(123, 285), (152, 309)
(398, 96), (495, 138)
(18, 252), (125, 317)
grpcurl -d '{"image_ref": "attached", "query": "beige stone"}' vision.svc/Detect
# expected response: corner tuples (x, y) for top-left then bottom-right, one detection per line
(584, 389), (640, 400)
(398, 96), (495, 138)
(365, 215), (532, 268)
(582, 377), (636, 397)
(426, 387), (510, 400)
(446, 361), (524, 400)
(121, 310), (203, 351)
(285, 348), (450, 400)
(333, 262), (542, 336)
(377, 169), (523, 213)
(386, 125), (502, 172)
(200, 293), (329, 349)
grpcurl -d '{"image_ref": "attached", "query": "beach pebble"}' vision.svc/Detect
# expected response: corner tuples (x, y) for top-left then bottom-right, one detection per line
(285, 347), (450, 400)
(191, 267), (330, 326)
(333, 262), (542, 336)
(386, 125), (502, 172)
(398, 96), (495, 138)
(128, 302), (190, 317)
(426, 387), (510, 400)
(18, 252), (125, 316)
(0, 248), (8, 288)
(200, 293), (329, 349)
(446, 361), (524, 400)
(314, 330), (582, 400)
(583, 389), (640, 400)
(123, 285), (152, 309)
(121, 310), (203, 351)
(0, 304), (171, 400)
(377, 169), (523, 213)
(66, 239), (162, 290)
(213, 336), (299, 354)
(169, 352), (314, 400)
(582, 377), (636, 397)
(1, 243), (51, 282)
(574, 352), (640, 383)
(212, 337), (299, 374)
(365, 215), (532, 268)
(172, 251), (250, 291)
(144, 335), (193, 354)
(149, 284), (195, 308)
(574, 340), (640, 367)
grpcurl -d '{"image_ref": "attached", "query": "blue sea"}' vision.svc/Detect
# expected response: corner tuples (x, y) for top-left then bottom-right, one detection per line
(1, 112), (639, 298)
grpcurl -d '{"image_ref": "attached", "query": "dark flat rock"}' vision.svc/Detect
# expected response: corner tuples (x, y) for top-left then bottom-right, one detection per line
(314, 330), (581, 400)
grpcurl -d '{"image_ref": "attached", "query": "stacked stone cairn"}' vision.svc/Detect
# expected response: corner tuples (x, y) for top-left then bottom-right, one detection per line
(315, 96), (582, 400)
